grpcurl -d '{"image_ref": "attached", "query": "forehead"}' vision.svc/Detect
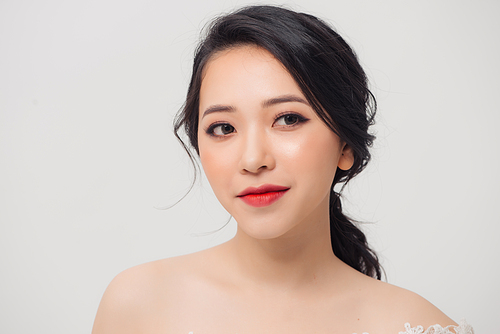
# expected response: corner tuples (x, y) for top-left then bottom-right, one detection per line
(199, 46), (305, 112)
(203, 45), (286, 77)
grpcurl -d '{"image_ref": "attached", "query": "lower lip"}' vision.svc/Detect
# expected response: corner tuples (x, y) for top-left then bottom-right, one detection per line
(238, 190), (289, 207)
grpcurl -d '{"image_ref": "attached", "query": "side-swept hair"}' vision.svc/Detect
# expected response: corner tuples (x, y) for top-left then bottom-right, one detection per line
(175, 5), (381, 279)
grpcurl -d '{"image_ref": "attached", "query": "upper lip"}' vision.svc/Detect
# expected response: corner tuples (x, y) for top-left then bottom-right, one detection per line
(237, 184), (290, 197)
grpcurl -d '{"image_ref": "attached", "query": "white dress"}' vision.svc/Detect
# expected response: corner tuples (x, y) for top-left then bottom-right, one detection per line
(356, 320), (474, 334)
(396, 320), (473, 334)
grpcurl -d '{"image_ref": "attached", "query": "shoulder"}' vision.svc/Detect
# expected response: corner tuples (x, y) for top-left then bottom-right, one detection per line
(91, 253), (204, 334)
(91, 260), (167, 333)
(101, 258), (175, 300)
(362, 278), (457, 332)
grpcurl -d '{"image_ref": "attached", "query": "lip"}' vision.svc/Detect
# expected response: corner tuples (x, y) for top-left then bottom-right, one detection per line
(237, 184), (290, 207)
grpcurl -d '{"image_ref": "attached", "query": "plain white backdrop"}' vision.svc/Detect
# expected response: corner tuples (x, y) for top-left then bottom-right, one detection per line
(1, 0), (498, 333)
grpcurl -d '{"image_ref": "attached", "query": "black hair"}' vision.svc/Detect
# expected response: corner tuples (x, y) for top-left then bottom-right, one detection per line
(174, 5), (381, 279)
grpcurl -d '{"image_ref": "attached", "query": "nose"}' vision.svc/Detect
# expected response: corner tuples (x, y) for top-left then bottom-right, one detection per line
(238, 129), (276, 174)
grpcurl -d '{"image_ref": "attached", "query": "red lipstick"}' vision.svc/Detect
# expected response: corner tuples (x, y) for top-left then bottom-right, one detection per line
(237, 184), (289, 207)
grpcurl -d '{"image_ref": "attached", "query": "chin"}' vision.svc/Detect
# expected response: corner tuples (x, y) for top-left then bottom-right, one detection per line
(234, 216), (300, 241)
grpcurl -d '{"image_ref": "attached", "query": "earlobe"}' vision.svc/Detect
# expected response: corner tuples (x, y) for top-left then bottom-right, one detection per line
(338, 144), (354, 171)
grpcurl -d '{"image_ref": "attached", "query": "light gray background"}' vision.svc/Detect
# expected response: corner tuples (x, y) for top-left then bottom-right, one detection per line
(1, 0), (498, 333)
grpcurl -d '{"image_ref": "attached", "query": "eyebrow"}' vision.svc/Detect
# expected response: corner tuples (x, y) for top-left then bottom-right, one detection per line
(201, 105), (235, 119)
(261, 94), (309, 108)
(201, 94), (309, 119)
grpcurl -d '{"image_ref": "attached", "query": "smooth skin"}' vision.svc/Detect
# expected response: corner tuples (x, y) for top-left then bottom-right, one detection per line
(92, 46), (456, 334)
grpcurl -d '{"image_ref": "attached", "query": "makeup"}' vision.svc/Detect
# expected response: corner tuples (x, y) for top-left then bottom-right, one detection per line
(237, 184), (289, 207)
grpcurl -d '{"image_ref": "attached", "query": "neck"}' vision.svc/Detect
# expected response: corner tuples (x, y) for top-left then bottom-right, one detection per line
(223, 202), (344, 291)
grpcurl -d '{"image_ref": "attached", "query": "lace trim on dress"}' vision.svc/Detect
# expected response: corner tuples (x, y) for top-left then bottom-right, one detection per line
(353, 319), (474, 334)
(397, 320), (474, 334)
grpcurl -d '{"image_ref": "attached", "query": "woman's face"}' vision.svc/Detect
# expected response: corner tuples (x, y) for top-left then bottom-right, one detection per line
(197, 46), (353, 240)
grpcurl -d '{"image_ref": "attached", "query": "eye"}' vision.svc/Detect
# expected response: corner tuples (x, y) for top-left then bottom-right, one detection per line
(273, 113), (309, 127)
(207, 123), (235, 136)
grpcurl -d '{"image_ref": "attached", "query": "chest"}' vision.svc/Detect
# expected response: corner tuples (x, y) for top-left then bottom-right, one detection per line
(155, 288), (382, 334)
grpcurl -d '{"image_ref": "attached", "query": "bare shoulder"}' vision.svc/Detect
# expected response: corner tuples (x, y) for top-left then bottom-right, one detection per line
(362, 277), (457, 332)
(91, 251), (209, 334)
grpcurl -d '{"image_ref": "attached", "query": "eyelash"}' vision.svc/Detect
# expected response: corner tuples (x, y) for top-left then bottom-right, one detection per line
(205, 112), (310, 137)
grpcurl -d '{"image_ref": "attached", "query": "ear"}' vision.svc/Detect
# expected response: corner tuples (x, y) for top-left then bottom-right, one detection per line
(337, 143), (354, 171)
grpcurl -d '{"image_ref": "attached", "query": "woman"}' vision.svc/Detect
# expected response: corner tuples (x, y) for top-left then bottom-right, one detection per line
(92, 5), (473, 334)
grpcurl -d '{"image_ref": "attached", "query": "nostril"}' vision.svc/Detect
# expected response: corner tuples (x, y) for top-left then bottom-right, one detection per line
(241, 163), (267, 174)
(238, 135), (275, 173)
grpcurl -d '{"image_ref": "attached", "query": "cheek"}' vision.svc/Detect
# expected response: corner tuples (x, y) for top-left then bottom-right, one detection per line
(198, 140), (236, 194)
(278, 131), (341, 180)
(199, 146), (221, 180)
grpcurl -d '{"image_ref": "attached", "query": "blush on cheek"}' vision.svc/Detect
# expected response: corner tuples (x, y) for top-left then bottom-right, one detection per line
(296, 136), (341, 178)
(280, 133), (341, 164)
(200, 156), (220, 179)
(199, 147), (234, 196)
(275, 135), (307, 159)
